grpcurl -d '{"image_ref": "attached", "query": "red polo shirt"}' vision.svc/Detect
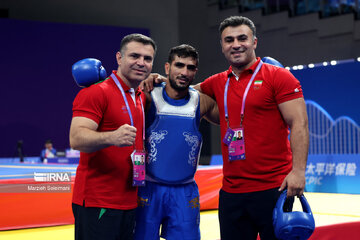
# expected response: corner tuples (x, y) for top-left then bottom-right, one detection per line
(201, 58), (304, 193)
(72, 71), (145, 209)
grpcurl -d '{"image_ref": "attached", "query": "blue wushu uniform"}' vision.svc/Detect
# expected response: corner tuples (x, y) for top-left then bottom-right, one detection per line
(135, 83), (202, 240)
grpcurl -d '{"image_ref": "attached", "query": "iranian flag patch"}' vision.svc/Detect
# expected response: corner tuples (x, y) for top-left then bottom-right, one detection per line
(253, 80), (263, 90)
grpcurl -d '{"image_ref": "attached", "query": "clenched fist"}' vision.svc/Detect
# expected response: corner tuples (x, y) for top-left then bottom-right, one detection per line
(110, 124), (137, 147)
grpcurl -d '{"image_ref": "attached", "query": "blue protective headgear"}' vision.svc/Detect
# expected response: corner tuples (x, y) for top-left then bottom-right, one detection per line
(262, 56), (284, 68)
(273, 190), (315, 240)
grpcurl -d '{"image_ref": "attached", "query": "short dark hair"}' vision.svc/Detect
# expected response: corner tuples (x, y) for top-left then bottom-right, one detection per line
(219, 16), (256, 38)
(120, 33), (157, 54)
(167, 44), (199, 66)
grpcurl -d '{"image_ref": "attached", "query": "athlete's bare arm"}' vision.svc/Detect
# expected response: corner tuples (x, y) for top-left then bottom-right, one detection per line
(200, 92), (219, 125)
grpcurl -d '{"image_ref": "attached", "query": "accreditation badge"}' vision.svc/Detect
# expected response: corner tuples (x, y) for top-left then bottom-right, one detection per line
(131, 150), (146, 186)
(228, 127), (246, 161)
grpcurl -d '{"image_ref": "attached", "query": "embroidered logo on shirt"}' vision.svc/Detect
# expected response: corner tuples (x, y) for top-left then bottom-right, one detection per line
(121, 106), (128, 114)
(147, 130), (168, 163)
(294, 88), (300, 93)
(183, 132), (200, 167)
(253, 80), (263, 90)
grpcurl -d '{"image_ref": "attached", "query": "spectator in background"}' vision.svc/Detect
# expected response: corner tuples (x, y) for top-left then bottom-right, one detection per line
(40, 139), (57, 162)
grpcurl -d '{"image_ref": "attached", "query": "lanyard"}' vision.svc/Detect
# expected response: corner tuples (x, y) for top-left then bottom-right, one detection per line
(224, 60), (263, 127)
(111, 73), (145, 143)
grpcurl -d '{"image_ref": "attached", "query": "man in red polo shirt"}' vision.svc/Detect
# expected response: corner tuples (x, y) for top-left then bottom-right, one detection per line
(196, 16), (309, 240)
(69, 33), (156, 240)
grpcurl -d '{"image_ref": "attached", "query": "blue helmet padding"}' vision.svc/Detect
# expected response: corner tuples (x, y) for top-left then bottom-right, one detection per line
(71, 58), (107, 88)
(273, 190), (315, 240)
(262, 56), (284, 68)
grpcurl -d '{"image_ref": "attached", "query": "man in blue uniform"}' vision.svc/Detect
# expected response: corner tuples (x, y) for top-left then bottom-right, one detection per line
(135, 44), (218, 240)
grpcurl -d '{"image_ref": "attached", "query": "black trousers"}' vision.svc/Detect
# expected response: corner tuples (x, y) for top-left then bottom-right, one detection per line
(218, 188), (282, 240)
(72, 203), (136, 240)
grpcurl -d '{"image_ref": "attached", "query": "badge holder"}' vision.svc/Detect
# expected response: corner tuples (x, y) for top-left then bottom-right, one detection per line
(131, 150), (146, 187)
(227, 127), (245, 161)
(223, 123), (246, 161)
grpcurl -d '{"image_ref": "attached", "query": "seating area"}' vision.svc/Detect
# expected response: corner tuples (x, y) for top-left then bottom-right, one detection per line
(211, 0), (360, 19)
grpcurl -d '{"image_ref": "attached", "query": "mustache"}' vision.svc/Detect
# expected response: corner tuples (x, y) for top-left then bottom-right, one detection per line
(132, 67), (147, 73)
(176, 75), (189, 81)
(231, 48), (246, 54)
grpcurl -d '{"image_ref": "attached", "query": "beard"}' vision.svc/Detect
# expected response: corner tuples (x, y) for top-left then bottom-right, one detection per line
(169, 77), (188, 91)
(168, 73), (191, 91)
